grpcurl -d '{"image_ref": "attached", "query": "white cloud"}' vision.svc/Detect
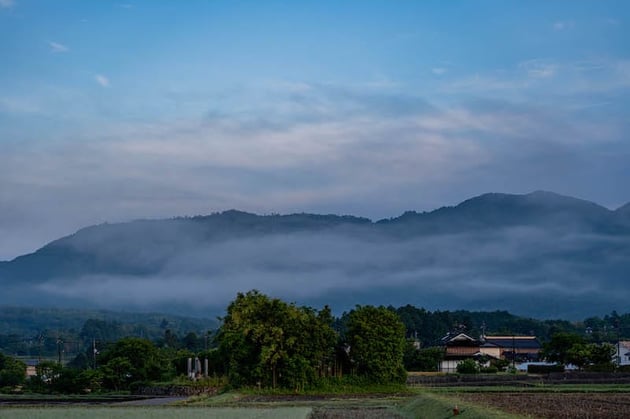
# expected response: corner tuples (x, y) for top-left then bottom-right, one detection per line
(0, 0), (14, 8)
(432, 68), (447, 76)
(48, 41), (69, 53)
(552, 21), (574, 31)
(95, 74), (110, 87)
(519, 60), (557, 79)
(0, 97), (40, 114)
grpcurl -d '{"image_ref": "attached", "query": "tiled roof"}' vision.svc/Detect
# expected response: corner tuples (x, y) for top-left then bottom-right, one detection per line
(484, 336), (541, 349)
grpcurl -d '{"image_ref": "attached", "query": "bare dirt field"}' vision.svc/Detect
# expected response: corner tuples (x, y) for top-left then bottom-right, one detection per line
(457, 392), (630, 418)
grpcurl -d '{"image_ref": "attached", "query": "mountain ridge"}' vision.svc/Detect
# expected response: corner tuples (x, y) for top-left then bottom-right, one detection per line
(1, 191), (628, 319)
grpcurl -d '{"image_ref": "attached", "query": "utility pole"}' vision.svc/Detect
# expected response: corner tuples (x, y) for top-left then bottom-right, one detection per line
(616, 319), (621, 366)
(512, 335), (516, 371)
(93, 339), (98, 369)
(38, 333), (44, 364)
(57, 337), (63, 365)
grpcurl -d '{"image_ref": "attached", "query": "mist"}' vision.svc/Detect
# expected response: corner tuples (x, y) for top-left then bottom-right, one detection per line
(21, 217), (629, 319)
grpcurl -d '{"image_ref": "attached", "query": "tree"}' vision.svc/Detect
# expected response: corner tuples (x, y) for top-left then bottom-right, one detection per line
(218, 290), (337, 389)
(541, 332), (584, 365)
(566, 343), (590, 370)
(588, 343), (615, 366)
(97, 337), (171, 389)
(404, 345), (444, 372)
(346, 306), (407, 384)
(101, 357), (133, 391)
(0, 353), (26, 388)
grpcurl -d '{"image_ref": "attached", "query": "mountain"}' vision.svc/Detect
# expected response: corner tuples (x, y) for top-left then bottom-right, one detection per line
(1, 191), (629, 319)
(616, 201), (630, 218)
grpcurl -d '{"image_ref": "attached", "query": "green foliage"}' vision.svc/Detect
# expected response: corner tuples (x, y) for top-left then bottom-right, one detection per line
(395, 305), (585, 345)
(0, 352), (26, 389)
(218, 290), (337, 390)
(489, 358), (510, 372)
(541, 332), (584, 365)
(456, 358), (480, 374)
(404, 344), (443, 371)
(346, 306), (407, 384)
(97, 337), (173, 390)
(542, 333), (616, 370)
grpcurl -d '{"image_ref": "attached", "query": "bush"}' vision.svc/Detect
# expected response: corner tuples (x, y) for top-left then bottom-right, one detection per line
(527, 364), (565, 374)
(480, 366), (499, 374)
(456, 359), (479, 374)
(586, 363), (616, 373)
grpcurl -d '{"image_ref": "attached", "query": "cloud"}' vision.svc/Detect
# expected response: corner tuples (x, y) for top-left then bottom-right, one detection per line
(552, 21), (574, 31)
(0, 0), (14, 8)
(48, 41), (69, 53)
(0, 97), (40, 114)
(95, 74), (110, 87)
(519, 60), (557, 79)
(0, 82), (628, 261)
(27, 226), (630, 318)
(432, 68), (447, 76)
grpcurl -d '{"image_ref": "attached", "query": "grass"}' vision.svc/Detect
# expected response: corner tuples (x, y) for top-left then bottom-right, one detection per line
(398, 392), (525, 419)
(237, 383), (411, 396)
(5, 382), (626, 418)
(180, 389), (525, 418)
(0, 407), (312, 419)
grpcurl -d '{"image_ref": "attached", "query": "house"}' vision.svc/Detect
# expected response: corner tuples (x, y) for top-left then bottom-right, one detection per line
(439, 332), (494, 373)
(482, 336), (541, 362)
(439, 332), (541, 373)
(615, 341), (630, 366)
(24, 359), (39, 378)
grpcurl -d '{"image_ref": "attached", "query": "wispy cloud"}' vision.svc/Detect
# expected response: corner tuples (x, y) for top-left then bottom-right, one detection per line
(552, 20), (574, 31)
(48, 41), (69, 53)
(519, 60), (557, 79)
(95, 74), (110, 87)
(0, 0), (14, 9)
(0, 97), (40, 114)
(432, 68), (447, 76)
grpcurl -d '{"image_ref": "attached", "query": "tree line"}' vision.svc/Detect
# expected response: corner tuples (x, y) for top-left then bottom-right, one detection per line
(1, 291), (629, 393)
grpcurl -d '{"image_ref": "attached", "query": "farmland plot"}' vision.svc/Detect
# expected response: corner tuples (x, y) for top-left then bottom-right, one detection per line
(0, 407), (313, 419)
(457, 392), (630, 418)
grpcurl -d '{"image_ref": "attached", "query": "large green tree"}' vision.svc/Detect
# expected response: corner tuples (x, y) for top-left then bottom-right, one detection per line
(218, 290), (337, 389)
(97, 337), (172, 389)
(346, 306), (407, 384)
(541, 332), (585, 365)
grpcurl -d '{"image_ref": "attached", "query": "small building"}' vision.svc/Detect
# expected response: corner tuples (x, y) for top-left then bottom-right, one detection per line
(439, 332), (541, 373)
(24, 359), (39, 378)
(439, 333), (496, 373)
(615, 341), (630, 366)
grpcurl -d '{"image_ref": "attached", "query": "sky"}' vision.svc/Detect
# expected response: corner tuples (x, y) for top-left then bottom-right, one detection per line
(1, 0), (630, 260)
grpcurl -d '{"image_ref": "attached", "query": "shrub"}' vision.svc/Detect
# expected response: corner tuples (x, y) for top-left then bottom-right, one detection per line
(456, 359), (479, 374)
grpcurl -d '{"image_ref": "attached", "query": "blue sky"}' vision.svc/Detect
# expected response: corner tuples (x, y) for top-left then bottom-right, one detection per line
(1, 0), (629, 259)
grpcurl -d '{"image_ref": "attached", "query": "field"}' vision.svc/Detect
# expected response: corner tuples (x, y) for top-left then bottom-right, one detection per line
(457, 392), (630, 418)
(0, 407), (312, 419)
(3, 383), (630, 418)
